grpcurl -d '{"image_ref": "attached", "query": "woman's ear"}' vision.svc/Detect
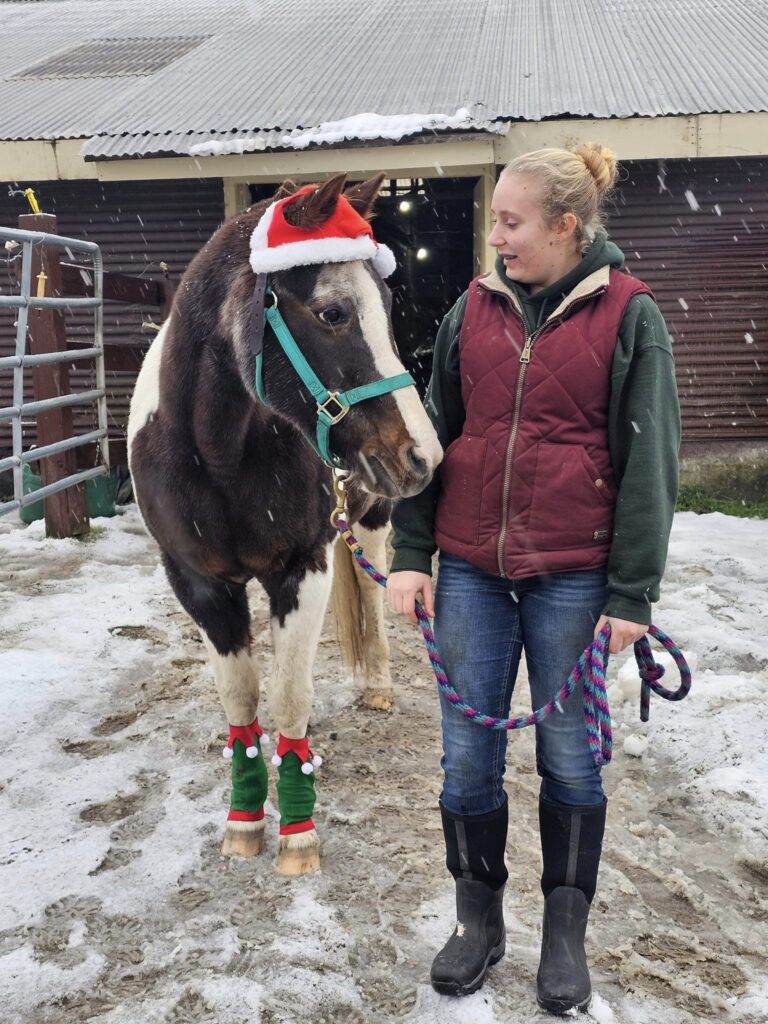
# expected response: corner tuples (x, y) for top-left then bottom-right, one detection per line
(557, 212), (579, 241)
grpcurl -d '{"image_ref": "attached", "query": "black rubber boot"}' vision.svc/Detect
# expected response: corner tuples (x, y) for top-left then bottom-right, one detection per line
(430, 801), (508, 996)
(536, 796), (607, 1015)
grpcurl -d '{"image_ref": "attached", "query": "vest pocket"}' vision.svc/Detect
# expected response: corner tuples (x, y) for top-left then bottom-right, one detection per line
(435, 435), (488, 544)
(529, 442), (616, 549)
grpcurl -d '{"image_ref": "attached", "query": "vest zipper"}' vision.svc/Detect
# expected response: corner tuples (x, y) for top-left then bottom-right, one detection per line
(496, 323), (543, 575)
(494, 285), (606, 577)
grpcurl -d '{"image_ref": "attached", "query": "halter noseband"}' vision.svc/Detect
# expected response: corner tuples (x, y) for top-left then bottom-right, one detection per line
(250, 273), (415, 469)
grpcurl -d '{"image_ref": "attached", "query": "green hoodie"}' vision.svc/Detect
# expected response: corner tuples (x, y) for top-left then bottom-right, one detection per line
(390, 230), (681, 625)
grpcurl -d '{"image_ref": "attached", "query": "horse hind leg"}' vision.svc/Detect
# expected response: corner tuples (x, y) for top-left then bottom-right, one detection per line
(161, 554), (267, 858)
(264, 549), (334, 876)
(332, 504), (393, 710)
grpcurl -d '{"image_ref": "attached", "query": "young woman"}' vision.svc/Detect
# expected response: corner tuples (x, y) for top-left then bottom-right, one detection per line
(387, 145), (680, 1013)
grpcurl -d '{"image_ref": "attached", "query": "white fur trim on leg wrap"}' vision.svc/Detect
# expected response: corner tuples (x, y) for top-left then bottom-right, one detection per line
(278, 827), (319, 851)
(224, 818), (266, 834)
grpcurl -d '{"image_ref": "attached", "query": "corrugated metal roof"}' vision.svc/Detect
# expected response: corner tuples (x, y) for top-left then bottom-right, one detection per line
(0, 0), (766, 158)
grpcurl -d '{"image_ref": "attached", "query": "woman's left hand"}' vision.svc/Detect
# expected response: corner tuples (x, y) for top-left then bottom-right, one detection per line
(594, 614), (647, 654)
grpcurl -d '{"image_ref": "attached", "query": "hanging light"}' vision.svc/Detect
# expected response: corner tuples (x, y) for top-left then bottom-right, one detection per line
(416, 247), (428, 260)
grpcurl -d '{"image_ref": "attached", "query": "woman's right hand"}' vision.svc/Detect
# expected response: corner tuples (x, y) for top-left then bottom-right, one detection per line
(386, 571), (434, 624)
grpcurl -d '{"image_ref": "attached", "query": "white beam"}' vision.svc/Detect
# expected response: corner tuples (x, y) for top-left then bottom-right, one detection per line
(696, 113), (768, 158)
(2, 114), (768, 187)
(494, 116), (698, 162)
(92, 140), (496, 183)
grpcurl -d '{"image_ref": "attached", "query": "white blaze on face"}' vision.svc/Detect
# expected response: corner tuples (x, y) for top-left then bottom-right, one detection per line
(315, 263), (442, 471)
(127, 321), (168, 466)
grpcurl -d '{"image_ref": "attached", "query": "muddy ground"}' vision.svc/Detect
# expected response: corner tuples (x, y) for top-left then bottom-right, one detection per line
(1, 508), (767, 1023)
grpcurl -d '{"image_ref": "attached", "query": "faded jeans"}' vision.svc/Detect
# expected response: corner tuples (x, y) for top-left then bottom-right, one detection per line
(434, 552), (608, 815)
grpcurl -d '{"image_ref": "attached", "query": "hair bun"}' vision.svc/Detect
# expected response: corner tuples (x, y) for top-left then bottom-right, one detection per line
(575, 143), (618, 194)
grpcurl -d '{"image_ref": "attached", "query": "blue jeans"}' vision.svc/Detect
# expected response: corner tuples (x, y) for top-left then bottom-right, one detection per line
(434, 553), (608, 815)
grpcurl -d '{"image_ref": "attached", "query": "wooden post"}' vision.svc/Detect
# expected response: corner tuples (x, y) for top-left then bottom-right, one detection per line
(19, 212), (89, 538)
(472, 168), (497, 278)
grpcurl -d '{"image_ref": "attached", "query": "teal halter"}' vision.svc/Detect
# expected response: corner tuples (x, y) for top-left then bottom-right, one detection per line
(252, 278), (415, 469)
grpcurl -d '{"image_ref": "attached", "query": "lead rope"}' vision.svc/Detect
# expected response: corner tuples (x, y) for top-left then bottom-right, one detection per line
(331, 484), (691, 768)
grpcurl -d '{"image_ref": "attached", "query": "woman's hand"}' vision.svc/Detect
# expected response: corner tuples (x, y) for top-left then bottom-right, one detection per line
(387, 571), (434, 625)
(594, 614), (647, 654)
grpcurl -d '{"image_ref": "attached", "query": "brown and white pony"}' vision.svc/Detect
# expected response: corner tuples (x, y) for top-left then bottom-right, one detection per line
(127, 174), (441, 875)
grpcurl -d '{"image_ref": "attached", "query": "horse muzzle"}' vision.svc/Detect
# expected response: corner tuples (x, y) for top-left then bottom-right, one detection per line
(357, 441), (439, 499)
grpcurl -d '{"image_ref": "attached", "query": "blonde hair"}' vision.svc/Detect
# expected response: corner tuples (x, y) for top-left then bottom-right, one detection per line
(501, 144), (619, 252)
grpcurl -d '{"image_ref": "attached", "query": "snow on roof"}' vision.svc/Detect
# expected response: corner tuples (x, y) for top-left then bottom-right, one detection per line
(0, 0), (767, 160)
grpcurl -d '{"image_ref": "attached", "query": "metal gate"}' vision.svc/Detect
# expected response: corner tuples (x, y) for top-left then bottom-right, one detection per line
(0, 226), (110, 516)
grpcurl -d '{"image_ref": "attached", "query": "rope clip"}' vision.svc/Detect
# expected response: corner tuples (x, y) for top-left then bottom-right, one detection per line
(330, 468), (353, 539)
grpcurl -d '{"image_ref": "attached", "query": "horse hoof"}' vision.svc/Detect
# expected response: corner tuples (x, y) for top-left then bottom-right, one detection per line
(362, 687), (393, 711)
(221, 820), (265, 858)
(276, 828), (320, 876)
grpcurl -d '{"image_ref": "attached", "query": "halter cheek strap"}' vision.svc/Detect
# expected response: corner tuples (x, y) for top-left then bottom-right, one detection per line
(250, 274), (414, 469)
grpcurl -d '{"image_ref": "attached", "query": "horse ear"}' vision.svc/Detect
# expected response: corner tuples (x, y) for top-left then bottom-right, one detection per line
(283, 173), (347, 228)
(344, 173), (386, 219)
(273, 179), (299, 201)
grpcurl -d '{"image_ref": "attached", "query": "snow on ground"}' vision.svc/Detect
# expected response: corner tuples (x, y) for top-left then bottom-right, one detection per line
(1, 507), (767, 1024)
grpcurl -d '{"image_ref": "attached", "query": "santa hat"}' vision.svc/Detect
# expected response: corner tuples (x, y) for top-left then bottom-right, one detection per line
(249, 184), (396, 278)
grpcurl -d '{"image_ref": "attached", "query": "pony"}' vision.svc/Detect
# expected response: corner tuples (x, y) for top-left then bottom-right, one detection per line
(127, 173), (442, 875)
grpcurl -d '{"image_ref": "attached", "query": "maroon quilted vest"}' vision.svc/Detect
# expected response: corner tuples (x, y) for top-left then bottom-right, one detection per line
(434, 268), (652, 579)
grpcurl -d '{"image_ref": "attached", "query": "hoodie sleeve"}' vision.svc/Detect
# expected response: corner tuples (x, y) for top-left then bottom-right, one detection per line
(389, 292), (467, 575)
(605, 293), (681, 624)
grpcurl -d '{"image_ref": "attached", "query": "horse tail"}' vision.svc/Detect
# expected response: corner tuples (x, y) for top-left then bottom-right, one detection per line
(331, 540), (366, 672)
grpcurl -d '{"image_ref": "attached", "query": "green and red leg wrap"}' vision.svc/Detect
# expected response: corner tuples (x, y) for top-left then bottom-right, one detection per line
(223, 717), (269, 823)
(271, 734), (322, 837)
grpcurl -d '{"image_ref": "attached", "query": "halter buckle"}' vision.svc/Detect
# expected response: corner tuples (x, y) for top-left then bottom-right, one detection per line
(318, 392), (348, 424)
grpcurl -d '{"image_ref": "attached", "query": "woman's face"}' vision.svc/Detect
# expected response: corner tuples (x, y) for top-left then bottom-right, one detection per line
(487, 172), (579, 291)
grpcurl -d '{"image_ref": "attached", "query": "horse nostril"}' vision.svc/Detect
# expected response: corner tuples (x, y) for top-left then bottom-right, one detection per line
(406, 446), (428, 476)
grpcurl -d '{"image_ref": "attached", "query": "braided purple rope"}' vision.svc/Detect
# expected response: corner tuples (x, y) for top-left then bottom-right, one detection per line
(335, 519), (691, 768)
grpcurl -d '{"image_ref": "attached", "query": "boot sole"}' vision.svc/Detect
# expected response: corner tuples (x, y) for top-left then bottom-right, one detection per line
(536, 991), (591, 1015)
(430, 937), (506, 997)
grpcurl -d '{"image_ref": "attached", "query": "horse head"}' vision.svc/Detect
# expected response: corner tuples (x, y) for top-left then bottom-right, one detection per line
(235, 174), (443, 499)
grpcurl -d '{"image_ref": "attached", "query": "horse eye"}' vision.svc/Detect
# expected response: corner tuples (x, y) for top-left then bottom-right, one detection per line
(319, 307), (343, 326)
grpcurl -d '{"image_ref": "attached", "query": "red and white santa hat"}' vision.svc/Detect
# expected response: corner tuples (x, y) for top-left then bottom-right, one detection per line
(249, 184), (396, 278)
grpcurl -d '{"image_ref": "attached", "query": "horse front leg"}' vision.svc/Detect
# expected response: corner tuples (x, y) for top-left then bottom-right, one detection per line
(162, 555), (268, 858)
(264, 547), (333, 876)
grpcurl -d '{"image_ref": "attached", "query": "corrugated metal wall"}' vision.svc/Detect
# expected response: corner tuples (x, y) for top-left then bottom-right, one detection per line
(2, 158), (766, 460)
(609, 157), (768, 442)
(0, 177), (224, 457)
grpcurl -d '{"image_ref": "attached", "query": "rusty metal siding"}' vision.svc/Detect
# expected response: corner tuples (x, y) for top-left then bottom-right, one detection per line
(609, 157), (768, 442)
(0, 178), (224, 457)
